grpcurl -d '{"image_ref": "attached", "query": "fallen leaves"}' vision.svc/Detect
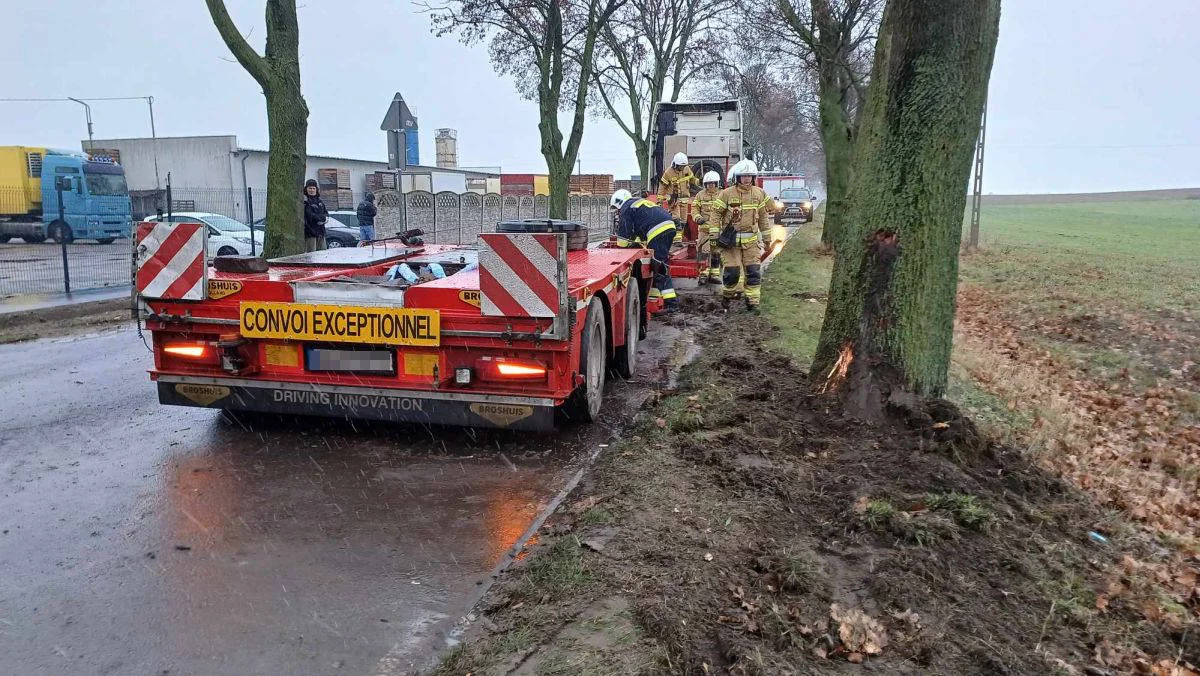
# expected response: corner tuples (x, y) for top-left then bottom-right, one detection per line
(955, 285), (1200, 626)
(830, 604), (888, 656)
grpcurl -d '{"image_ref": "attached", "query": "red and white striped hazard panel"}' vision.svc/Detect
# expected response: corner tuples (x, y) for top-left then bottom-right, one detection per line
(478, 232), (565, 318)
(135, 221), (208, 300)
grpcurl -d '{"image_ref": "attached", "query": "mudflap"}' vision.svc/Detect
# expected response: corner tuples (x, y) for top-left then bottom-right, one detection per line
(158, 379), (556, 431)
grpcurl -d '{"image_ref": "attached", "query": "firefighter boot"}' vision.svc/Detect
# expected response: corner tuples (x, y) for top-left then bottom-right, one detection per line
(744, 263), (763, 313)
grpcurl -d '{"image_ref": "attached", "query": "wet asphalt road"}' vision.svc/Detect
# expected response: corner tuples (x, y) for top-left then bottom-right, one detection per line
(0, 324), (676, 675)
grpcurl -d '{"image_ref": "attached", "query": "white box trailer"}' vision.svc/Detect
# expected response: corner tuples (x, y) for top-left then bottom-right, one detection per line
(647, 100), (743, 192)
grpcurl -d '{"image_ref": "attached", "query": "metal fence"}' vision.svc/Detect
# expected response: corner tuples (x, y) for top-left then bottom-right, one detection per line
(1, 186), (614, 299)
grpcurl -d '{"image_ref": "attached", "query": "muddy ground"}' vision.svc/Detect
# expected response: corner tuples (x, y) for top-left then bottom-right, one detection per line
(433, 302), (1198, 675)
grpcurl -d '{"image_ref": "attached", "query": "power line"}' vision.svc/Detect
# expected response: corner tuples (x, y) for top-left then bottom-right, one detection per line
(0, 96), (152, 102)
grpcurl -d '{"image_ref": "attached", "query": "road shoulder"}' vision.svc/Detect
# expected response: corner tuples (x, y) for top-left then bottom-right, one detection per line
(429, 239), (1195, 674)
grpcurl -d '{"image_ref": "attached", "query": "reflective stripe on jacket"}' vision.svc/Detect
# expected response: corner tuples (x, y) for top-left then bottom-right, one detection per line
(658, 166), (699, 199)
(717, 185), (771, 235)
(616, 198), (676, 244)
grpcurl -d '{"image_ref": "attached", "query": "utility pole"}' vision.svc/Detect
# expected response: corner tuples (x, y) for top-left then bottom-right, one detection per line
(147, 96), (161, 190)
(67, 97), (94, 151)
(968, 94), (987, 251)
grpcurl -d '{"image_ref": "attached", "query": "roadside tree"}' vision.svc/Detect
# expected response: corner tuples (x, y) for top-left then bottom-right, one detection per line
(755, 0), (882, 247)
(590, 0), (731, 182)
(205, 0), (307, 257)
(428, 0), (625, 218)
(694, 63), (824, 181)
(812, 0), (1001, 415)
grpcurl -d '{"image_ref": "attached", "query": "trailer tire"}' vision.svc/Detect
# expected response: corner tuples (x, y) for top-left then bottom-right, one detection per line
(612, 282), (641, 380)
(565, 297), (607, 422)
(48, 221), (74, 244)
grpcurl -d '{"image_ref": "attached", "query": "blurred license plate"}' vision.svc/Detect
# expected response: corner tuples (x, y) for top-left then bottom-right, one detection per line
(305, 347), (396, 375)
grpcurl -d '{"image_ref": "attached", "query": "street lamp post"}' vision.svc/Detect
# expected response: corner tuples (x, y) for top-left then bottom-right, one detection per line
(67, 97), (94, 151)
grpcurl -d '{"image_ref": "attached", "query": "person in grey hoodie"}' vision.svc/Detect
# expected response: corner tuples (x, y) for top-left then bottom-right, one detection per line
(356, 192), (377, 243)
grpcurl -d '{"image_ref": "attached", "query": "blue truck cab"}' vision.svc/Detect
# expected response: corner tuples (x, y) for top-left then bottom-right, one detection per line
(41, 152), (133, 244)
(0, 147), (133, 244)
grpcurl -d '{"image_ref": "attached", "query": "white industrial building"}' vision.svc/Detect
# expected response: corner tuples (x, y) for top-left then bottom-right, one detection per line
(84, 135), (499, 221)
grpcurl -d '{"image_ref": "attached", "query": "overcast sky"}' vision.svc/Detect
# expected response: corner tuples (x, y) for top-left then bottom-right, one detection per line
(1, 0), (1196, 194)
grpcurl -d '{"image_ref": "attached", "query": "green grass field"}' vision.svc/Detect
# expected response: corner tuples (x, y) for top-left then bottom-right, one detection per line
(961, 199), (1200, 314)
(764, 198), (1200, 371)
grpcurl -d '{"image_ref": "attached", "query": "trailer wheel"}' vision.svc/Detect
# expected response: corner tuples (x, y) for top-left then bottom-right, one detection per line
(612, 282), (641, 379)
(48, 221), (74, 244)
(566, 297), (607, 422)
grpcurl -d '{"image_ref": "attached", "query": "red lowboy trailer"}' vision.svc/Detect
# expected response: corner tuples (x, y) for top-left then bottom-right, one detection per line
(134, 220), (652, 431)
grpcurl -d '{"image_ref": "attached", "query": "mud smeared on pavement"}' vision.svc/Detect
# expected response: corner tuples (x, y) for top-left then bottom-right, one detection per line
(436, 309), (1197, 675)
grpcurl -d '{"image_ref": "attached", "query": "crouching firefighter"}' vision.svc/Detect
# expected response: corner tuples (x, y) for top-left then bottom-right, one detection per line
(716, 160), (770, 312)
(692, 171), (725, 284)
(610, 189), (679, 313)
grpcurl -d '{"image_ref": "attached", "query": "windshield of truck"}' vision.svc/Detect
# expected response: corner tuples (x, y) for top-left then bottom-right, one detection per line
(780, 189), (812, 200)
(204, 215), (251, 232)
(83, 163), (129, 196)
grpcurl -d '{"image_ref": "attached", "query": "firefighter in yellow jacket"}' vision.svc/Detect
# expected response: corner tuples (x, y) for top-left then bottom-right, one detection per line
(658, 153), (699, 239)
(716, 159), (770, 311)
(691, 171), (725, 284)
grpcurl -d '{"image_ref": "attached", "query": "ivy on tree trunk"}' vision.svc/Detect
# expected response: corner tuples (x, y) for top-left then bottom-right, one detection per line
(206, 0), (308, 258)
(812, 0), (1001, 417)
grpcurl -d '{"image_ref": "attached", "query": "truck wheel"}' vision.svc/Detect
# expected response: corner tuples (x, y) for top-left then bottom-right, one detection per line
(96, 238), (115, 245)
(216, 246), (238, 256)
(612, 282), (641, 379)
(565, 297), (607, 422)
(48, 221), (74, 244)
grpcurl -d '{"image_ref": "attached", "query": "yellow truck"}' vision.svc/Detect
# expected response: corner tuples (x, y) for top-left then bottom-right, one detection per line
(0, 146), (132, 244)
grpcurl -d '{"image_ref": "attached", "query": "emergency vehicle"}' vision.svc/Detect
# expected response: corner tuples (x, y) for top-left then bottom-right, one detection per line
(135, 219), (652, 431)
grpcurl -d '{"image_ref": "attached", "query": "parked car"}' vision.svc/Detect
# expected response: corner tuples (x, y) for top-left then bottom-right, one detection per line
(774, 187), (816, 224)
(145, 212), (258, 258)
(252, 210), (360, 248)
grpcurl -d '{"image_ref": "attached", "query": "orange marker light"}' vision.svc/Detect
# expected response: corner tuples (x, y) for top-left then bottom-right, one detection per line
(163, 344), (208, 358)
(495, 361), (546, 377)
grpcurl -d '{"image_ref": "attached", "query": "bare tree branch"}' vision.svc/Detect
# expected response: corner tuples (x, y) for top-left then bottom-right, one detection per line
(205, 0), (271, 87)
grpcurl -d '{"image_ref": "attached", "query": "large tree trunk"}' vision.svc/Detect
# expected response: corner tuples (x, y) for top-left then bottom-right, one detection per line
(205, 0), (307, 257)
(547, 160), (571, 218)
(262, 84), (307, 258)
(811, 0), (1000, 417)
(816, 68), (854, 248)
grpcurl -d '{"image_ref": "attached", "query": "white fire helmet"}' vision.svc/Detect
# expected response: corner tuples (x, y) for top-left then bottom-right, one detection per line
(702, 171), (721, 185)
(672, 152), (689, 167)
(610, 189), (633, 210)
(729, 159), (759, 182)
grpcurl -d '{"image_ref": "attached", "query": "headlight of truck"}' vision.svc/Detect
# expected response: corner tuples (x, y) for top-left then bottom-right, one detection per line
(802, 201), (812, 209)
(773, 199), (784, 211)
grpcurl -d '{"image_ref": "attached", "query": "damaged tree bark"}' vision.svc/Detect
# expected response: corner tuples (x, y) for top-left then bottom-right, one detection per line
(812, 0), (1001, 419)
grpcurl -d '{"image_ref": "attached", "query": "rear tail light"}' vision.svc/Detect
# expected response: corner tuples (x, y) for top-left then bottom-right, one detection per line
(163, 343), (210, 358)
(475, 357), (548, 382)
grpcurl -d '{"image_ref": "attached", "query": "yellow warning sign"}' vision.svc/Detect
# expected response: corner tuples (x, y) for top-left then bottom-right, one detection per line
(469, 403), (534, 427)
(208, 280), (243, 299)
(264, 343), (299, 367)
(459, 290), (482, 308)
(239, 302), (440, 346)
(175, 384), (230, 406)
